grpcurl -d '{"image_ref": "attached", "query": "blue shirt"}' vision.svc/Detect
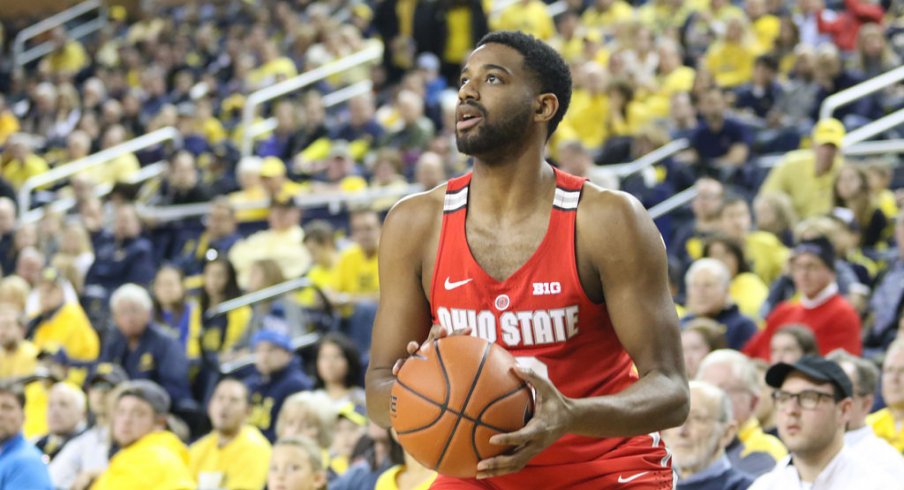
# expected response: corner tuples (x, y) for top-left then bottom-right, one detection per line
(690, 117), (751, 162)
(244, 359), (313, 442)
(100, 323), (195, 411)
(0, 433), (53, 490)
(678, 456), (753, 490)
(85, 233), (156, 298)
(682, 304), (758, 350)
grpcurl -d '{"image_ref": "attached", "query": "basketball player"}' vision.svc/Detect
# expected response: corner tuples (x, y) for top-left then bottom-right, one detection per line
(366, 31), (689, 488)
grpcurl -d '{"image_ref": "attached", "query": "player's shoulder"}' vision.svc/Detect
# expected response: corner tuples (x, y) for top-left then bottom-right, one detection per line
(381, 184), (446, 250)
(578, 183), (647, 226)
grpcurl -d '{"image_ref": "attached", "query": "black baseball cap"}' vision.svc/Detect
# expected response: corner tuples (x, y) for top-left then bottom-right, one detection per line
(792, 237), (836, 272)
(766, 355), (853, 399)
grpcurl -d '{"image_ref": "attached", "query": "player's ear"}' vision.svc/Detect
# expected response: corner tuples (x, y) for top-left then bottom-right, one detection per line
(533, 93), (559, 124)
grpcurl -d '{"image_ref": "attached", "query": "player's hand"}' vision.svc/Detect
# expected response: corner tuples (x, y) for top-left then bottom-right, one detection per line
(475, 366), (572, 479)
(391, 325), (473, 376)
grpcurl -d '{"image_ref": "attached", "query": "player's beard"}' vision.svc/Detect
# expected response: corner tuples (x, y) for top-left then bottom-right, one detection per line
(456, 102), (533, 159)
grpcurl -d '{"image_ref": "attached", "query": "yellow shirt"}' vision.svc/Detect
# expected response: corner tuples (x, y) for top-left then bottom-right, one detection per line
(730, 272), (768, 321)
(560, 89), (609, 150)
(581, 1), (635, 31)
(79, 153), (140, 186)
(705, 41), (755, 88)
(877, 189), (899, 219)
(33, 302), (100, 362)
(745, 231), (789, 286)
(759, 150), (842, 219)
(0, 111), (19, 146)
(247, 57), (298, 88)
(93, 431), (195, 490)
(646, 66), (697, 118)
(752, 15), (780, 54)
(737, 417), (787, 462)
(0, 340), (38, 379)
(229, 186), (269, 223)
(334, 244), (380, 318)
(493, 1), (555, 40)
(374, 465), (437, 490)
(23, 381), (48, 439)
(189, 426), (271, 490)
(229, 226), (311, 288)
(2, 154), (49, 189)
(444, 7), (473, 63)
(637, 3), (693, 32)
(867, 408), (904, 453)
(46, 41), (88, 75)
(297, 262), (338, 307)
(195, 305), (252, 356)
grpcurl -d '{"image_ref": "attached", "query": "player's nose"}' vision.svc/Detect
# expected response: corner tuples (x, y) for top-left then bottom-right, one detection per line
(458, 78), (479, 103)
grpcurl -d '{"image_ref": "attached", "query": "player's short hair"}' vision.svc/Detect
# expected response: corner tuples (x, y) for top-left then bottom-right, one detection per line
(476, 31), (572, 139)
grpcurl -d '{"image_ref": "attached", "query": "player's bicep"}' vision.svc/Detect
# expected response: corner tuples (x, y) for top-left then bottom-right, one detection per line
(589, 192), (684, 377)
(369, 201), (434, 371)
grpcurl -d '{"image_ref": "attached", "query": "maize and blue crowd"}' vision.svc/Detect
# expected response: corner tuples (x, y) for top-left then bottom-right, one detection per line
(0, 0), (903, 488)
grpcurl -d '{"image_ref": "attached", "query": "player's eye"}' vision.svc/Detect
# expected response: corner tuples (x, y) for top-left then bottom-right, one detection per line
(459, 77), (469, 87)
(487, 74), (500, 84)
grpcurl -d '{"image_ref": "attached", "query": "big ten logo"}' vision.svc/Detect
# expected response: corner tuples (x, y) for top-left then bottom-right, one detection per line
(248, 394), (275, 430)
(532, 282), (562, 296)
(390, 395), (398, 416)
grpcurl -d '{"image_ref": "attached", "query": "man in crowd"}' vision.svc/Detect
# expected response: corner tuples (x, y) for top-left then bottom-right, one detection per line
(330, 209), (381, 352)
(751, 356), (896, 488)
(682, 258), (757, 350)
(865, 210), (904, 352)
(743, 237), (862, 358)
(827, 349), (904, 478)
(34, 382), (88, 462)
(0, 383), (53, 488)
(190, 377), (271, 490)
(867, 339), (904, 452)
(229, 196), (310, 288)
(98, 284), (194, 413)
(82, 380), (194, 489)
(697, 349), (787, 476)
(669, 177), (725, 274)
(176, 198), (241, 278)
(28, 268), (99, 362)
(0, 303), (38, 378)
(245, 329), (312, 442)
(663, 381), (753, 490)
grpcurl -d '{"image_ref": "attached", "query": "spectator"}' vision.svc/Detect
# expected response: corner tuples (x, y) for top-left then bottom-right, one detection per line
(794, 0), (835, 46)
(751, 356), (896, 489)
(83, 203), (156, 304)
(849, 23), (902, 78)
(735, 55), (783, 122)
(27, 268), (99, 362)
(261, 156), (306, 201)
(816, 0), (884, 52)
(81, 125), (141, 188)
(313, 333), (365, 409)
(196, 258), (251, 357)
(770, 325), (820, 365)
(34, 382), (88, 462)
(152, 151), (210, 206)
(229, 197), (311, 289)
(670, 177), (725, 273)
(331, 422), (402, 490)
(833, 165), (887, 249)
(53, 222), (94, 281)
(229, 157), (270, 223)
(190, 378), (271, 490)
(330, 403), (367, 478)
(239, 259), (307, 350)
(743, 238), (863, 359)
(332, 94), (385, 152)
(827, 350), (904, 479)
(865, 211), (904, 351)
(85, 380), (194, 490)
(413, 151), (447, 191)
(310, 143), (368, 194)
(759, 118), (845, 219)
(275, 392), (336, 459)
(152, 265), (198, 359)
(717, 196), (789, 287)
(813, 44), (871, 125)
(0, 304), (37, 379)
(99, 284), (194, 412)
(867, 339), (904, 452)
(375, 436), (437, 489)
(0, 383), (53, 489)
(0, 197), (17, 275)
(492, 0), (555, 40)
(331, 209), (382, 351)
(697, 350), (788, 477)
(257, 101), (305, 163)
(268, 435), (328, 490)
(246, 329), (313, 442)
(681, 259), (758, 350)
(299, 220), (339, 309)
(0, 133), (49, 190)
(864, 160), (898, 220)
(753, 191), (797, 247)
(48, 363), (127, 489)
(681, 318), (727, 379)
(702, 235), (769, 320)
(0, 276), (30, 315)
(663, 381), (754, 490)
(704, 15), (756, 89)
(686, 88), (751, 177)
(380, 90), (435, 155)
(176, 198), (241, 277)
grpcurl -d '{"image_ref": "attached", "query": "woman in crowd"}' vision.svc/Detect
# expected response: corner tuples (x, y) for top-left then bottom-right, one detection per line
(681, 317), (727, 379)
(195, 258), (250, 358)
(754, 191), (797, 247)
(275, 391), (337, 465)
(152, 265), (198, 359)
(312, 333), (365, 410)
(769, 323), (819, 364)
(703, 235), (769, 320)
(833, 164), (888, 249)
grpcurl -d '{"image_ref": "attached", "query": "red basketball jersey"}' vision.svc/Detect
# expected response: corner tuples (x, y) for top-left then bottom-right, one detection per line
(430, 167), (670, 468)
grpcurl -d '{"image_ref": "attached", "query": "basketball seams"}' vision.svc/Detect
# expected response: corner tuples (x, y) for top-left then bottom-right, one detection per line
(471, 383), (533, 460)
(433, 341), (491, 470)
(394, 379), (510, 434)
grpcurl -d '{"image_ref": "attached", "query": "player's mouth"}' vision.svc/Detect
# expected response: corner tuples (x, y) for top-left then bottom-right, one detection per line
(456, 104), (485, 131)
(457, 115), (482, 131)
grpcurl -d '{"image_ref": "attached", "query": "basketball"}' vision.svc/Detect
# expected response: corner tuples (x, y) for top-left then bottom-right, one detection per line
(390, 335), (534, 478)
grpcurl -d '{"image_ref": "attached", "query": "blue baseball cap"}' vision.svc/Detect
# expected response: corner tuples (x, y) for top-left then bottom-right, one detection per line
(252, 329), (293, 351)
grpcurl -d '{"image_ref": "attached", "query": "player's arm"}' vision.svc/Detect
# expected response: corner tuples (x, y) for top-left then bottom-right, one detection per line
(564, 188), (689, 436)
(365, 191), (439, 428)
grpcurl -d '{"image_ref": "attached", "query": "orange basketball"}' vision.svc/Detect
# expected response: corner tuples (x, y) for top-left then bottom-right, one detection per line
(390, 335), (534, 478)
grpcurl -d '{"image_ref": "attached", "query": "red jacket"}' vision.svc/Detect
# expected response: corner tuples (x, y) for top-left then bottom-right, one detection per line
(817, 0), (884, 52)
(743, 294), (862, 359)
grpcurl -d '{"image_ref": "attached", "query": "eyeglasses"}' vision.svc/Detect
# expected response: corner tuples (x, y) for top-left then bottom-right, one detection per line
(771, 389), (836, 409)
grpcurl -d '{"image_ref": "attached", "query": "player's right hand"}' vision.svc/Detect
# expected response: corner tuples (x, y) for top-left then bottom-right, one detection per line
(391, 325), (473, 376)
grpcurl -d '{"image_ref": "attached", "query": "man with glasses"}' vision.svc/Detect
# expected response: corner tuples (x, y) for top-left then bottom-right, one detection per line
(867, 338), (904, 452)
(827, 349), (904, 478)
(697, 350), (787, 477)
(750, 355), (897, 489)
(663, 381), (754, 490)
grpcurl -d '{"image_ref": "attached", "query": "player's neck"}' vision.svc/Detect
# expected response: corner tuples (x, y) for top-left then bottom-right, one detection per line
(469, 157), (555, 215)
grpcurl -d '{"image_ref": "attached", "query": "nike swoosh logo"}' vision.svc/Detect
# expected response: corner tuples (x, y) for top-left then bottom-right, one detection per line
(617, 472), (649, 484)
(444, 277), (473, 290)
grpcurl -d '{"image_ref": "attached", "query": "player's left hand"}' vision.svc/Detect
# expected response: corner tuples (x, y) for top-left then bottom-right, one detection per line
(475, 366), (572, 479)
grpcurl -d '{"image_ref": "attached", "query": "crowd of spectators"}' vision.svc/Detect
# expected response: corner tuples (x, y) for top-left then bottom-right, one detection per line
(0, 0), (903, 488)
